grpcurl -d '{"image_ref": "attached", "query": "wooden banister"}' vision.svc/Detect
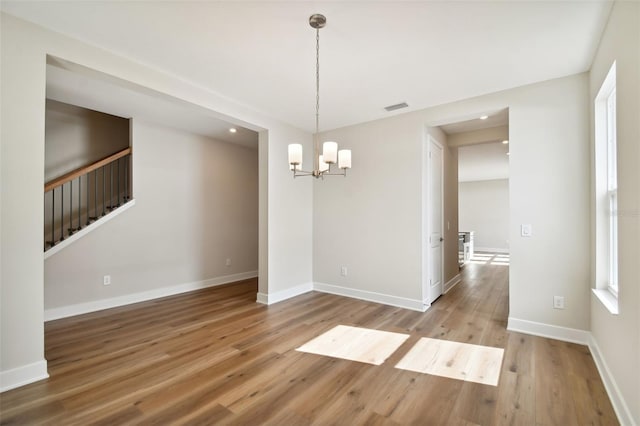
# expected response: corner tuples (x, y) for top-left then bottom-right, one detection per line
(44, 147), (132, 192)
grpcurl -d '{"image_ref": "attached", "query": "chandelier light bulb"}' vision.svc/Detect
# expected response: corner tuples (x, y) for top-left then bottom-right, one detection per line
(288, 144), (303, 166)
(338, 149), (352, 169)
(323, 141), (338, 164)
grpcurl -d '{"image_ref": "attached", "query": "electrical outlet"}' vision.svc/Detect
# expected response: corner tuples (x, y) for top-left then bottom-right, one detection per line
(553, 296), (565, 309)
(103, 275), (111, 286)
(225, 258), (232, 267)
(341, 266), (348, 277)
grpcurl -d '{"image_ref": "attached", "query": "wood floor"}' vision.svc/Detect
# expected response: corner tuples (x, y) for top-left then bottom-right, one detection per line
(0, 255), (617, 425)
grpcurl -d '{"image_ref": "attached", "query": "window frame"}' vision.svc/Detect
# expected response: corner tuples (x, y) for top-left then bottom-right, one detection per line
(606, 88), (618, 296)
(593, 61), (619, 314)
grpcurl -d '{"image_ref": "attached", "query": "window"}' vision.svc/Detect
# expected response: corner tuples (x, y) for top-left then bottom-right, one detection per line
(606, 88), (617, 296)
(594, 62), (618, 313)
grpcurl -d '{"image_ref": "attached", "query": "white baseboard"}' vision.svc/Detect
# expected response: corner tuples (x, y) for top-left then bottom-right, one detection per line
(474, 247), (510, 254)
(44, 270), (258, 321)
(44, 200), (136, 260)
(588, 335), (634, 426)
(256, 282), (313, 305)
(507, 317), (590, 345)
(0, 360), (49, 393)
(444, 274), (461, 293)
(314, 282), (426, 312)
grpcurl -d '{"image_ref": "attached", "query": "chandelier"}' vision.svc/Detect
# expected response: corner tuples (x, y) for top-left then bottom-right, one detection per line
(288, 14), (352, 178)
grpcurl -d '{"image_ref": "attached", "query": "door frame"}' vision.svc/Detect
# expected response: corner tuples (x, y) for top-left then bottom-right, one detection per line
(422, 132), (445, 307)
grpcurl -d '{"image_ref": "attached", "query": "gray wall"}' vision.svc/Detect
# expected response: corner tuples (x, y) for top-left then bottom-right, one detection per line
(589, 1), (639, 423)
(45, 99), (129, 181)
(44, 121), (258, 310)
(459, 179), (509, 252)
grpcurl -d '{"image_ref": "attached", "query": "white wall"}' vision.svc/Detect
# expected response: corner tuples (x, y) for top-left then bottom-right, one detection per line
(459, 179), (509, 252)
(44, 121), (258, 312)
(588, 1), (639, 424)
(314, 72), (590, 332)
(0, 13), (313, 391)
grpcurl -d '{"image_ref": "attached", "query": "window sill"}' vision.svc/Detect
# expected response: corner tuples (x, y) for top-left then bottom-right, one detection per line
(592, 288), (619, 315)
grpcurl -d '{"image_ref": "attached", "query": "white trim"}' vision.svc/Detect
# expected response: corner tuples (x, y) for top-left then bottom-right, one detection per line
(592, 288), (619, 315)
(506, 317), (589, 345)
(443, 274), (461, 293)
(256, 282), (313, 305)
(474, 247), (510, 254)
(423, 133), (445, 305)
(44, 200), (136, 260)
(44, 270), (258, 321)
(588, 334), (634, 426)
(0, 360), (49, 392)
(314, 282), (427, 312)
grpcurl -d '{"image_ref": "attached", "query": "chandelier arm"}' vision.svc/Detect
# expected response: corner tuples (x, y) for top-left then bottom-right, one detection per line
(319, 171), (347, 177)
(292, 169), (345, 178)
(292, 169), (315, 178)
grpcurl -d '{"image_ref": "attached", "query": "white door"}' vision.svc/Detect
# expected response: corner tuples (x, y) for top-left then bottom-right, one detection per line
(428, 138), (444, 303)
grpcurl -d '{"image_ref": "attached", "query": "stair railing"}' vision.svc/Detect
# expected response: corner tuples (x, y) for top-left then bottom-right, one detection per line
(44, 147), (132, 251)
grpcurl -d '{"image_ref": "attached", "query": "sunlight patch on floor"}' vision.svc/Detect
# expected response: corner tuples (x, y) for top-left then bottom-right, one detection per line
(395, 337), (504, 386)
(467, 252), (511, 266)
(297, 326), (504, 386)
(296, 325), (410, 365)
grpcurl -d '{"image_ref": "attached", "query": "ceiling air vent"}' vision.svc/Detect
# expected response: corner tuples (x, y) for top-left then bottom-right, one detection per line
(384, 102), (409, 112)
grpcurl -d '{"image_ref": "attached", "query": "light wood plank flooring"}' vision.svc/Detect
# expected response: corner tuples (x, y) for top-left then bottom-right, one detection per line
(0, 255), (618, 425)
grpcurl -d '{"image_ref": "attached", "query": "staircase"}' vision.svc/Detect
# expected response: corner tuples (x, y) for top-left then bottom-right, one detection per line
(44, 147), (132, 251)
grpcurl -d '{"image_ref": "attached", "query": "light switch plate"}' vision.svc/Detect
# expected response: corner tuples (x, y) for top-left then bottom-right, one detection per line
(521, 224), (532, 237)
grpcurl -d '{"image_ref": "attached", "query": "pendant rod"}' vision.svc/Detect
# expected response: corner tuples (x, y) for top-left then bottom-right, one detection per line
(314, 27), (320, 172)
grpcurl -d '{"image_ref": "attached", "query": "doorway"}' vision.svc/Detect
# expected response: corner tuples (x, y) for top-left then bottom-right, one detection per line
(423, 108), (510, 309)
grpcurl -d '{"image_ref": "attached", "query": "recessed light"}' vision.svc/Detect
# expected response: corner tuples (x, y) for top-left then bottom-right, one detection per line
(229, 128), (237, 133)
(502, 140), (509, 144)
(480, 115), (489, 120)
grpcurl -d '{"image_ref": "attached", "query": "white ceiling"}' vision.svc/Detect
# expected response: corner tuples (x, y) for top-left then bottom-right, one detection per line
(46, 61), (259, 148)
(458, 142), (510, 182)
(2, 1), (611, 133)
(440, 108), (509, 135)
